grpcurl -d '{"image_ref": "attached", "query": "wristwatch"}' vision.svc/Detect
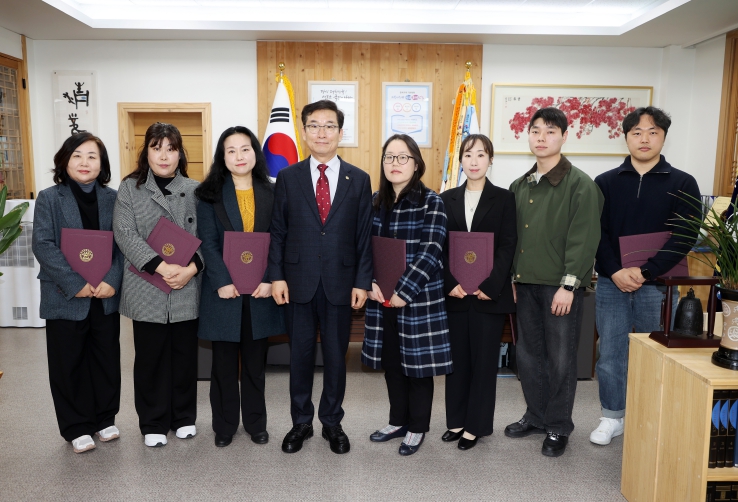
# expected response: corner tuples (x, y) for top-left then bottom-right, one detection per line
(640, 267), (652, 281)
(563, 285), (574, 292)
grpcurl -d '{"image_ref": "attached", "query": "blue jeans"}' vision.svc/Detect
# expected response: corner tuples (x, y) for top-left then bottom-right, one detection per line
(595, 276), (677, 419)
(516, 284), (584, 436)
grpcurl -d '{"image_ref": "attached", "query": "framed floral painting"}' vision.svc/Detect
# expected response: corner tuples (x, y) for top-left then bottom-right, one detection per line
(490, 84), (653, 155)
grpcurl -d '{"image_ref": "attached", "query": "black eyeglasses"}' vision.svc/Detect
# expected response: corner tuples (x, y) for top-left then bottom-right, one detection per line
(382, 154), (414, 165)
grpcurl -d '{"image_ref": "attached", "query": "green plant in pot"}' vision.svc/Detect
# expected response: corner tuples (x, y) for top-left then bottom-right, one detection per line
(0, 185), (29, 276)
(671, 193), (738, 369)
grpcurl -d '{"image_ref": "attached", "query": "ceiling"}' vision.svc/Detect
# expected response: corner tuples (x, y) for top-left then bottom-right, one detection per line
(1, 0), (737, 47)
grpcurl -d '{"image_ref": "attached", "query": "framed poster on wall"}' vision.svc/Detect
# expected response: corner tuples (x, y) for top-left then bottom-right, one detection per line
(308, 81), (358, 147)
(382, 82), (432, 148)
(52, 70), (98, 150)
(490, 84), (653, 155)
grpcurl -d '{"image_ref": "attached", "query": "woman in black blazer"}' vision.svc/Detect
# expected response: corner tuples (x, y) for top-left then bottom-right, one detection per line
(195, 126), (284, 448)
(32, 132), (124, 454)
(439, 134), (517, 450)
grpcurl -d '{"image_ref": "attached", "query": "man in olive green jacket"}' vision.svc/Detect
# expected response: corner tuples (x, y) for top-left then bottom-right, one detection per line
(503, 107), (604, 458)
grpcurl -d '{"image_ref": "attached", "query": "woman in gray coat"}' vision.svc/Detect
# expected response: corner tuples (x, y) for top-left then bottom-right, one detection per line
(32, 132), (124, 454)
(113, 122), (203, 448)
(195, 126), (284, 448)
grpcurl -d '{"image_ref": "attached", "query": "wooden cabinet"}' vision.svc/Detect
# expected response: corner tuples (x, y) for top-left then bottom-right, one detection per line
(622, 334), (738, 501)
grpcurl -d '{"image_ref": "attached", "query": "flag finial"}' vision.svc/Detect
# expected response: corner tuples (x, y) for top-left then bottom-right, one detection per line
(278, 62), (285, 81)
(465, 61), (472, 70)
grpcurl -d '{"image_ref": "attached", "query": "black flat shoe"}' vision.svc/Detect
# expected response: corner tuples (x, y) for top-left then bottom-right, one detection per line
(282, 424), (313, 453)
(370, 426), (408, 442)
(399, 434), (424, 456)
(458, 436), (478, 450)
(541, 432), (568, 457)
(441, 429), (464, 442)
(250, 431), (269, 444)
(322, 424), (351, 454)
(504, 418), (546, 438)
(214, 433), (232, 447)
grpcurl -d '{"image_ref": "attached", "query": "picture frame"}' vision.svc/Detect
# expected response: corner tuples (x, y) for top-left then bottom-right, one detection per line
(490, 84), (653, 156)
(308, 80), (359, 147)
(382, 82), (433, 148)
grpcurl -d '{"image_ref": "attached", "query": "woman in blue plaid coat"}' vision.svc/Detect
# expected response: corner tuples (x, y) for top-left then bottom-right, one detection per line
(362, 134), (452, 456)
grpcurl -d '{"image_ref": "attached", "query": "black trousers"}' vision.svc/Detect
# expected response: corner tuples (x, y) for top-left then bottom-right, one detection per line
(45, 298), (121, 442)
(445, 308), (505, 437)
(382, 308), (434, 434)
(285, 281), (351, 427)
(132, 318), (198, 435)
(210, 298), (269, 436)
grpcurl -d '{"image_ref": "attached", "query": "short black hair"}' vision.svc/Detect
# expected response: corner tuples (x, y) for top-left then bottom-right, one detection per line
(622, 107), (671, 136)
(528, 107), (568, 134)
(301, 100), (344, 129)
(52, 132), (111, 186)
(459, 134), (494, 162)
(196, 126), (270, 203)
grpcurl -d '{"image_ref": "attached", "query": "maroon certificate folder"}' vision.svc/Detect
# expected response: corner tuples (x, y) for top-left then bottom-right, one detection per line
(223, 231), (270, 295)
(372, 236), (406, 306)
(449, 231), (494, 293)
(128, 216), (202, 294)
(619, 231), (689, 277)
(60, 228), (114, 287)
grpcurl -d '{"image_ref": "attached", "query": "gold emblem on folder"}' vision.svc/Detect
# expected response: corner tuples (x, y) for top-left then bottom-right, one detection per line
(162, 243), (175, 256)
(79, 249), (93, 262)
(464, 251), (477, 264)
(241, 251), (254, 264)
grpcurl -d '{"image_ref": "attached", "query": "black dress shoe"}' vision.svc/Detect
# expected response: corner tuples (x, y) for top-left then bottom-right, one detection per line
(441, 429), (464, 442)
(322, 424), (351, 454)
(370, 425), (408, 442)
(458, 436), (478, 450)
(214, 433), (232, 447)
(504, 418), (546, 438)
(541, 432), (568, 457)
(250, 431), (269, 444)
(398, 434), (424, 456)
(282, 424), (313, 453)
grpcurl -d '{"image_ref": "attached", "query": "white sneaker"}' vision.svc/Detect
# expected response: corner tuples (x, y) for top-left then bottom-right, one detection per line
(175, 425), (196, 439)
(96, 425), (120, 442)
(144, 434), (167, 447)
(589, 417), (624, 445)
(72, 435), (96, 453)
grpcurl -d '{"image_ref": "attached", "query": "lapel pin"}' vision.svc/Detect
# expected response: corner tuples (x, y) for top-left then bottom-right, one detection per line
(346, 176), (349, 180)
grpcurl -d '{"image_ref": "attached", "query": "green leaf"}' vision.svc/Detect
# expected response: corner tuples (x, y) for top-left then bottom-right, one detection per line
(0, 225), (22, 255)
(0, 185), (6, 217)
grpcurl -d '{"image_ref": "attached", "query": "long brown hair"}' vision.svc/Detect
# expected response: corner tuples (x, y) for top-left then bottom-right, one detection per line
(373, 134), (426, 211)
(124, 122), (188, 187)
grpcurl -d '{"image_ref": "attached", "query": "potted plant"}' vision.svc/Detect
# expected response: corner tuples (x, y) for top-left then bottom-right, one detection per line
(670, 193), (738, 369)
(0, 185), (29, 276)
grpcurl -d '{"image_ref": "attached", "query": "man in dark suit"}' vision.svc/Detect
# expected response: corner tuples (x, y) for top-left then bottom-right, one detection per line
(268, 100), (373, 454)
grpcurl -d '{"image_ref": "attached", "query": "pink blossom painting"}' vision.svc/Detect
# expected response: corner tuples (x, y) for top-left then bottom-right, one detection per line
(491, 85), (653, 155)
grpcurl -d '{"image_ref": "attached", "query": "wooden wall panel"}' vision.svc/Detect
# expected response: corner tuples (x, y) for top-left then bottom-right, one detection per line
(257, 42), (483, 191)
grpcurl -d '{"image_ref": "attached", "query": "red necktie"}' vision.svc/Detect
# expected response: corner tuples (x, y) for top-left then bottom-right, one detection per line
(316, 163), (331, 225)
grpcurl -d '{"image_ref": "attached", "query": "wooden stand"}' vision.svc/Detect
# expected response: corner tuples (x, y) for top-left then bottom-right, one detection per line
(622, 334), (738, 501)
(649, 276), (722, 348)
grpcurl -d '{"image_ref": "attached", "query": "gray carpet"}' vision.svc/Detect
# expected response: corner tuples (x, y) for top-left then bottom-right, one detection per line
(0, 319), (625, 501)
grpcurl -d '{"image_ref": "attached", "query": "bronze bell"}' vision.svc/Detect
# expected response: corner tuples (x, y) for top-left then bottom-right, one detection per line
(673, 288), (704, 336)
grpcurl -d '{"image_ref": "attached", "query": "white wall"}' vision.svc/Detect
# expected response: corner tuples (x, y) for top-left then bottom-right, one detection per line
(480, 40), (725, 193)
(0, 26), (22, 60)
(27, 40), (258, 192)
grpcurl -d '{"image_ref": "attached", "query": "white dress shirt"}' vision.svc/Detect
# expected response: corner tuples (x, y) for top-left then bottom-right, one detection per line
(310, 155), (340, 203)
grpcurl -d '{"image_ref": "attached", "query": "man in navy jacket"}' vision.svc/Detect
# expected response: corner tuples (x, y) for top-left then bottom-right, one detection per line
(591, 107), (700, 445)
(268, 100), (373, 454)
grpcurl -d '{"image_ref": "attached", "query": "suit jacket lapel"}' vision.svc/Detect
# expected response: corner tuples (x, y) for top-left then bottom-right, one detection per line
(324, 159), (352, 226)
(252, 179), (273, 233)
(96, 184), (116, 230)
(449, 181), (468, 232)
(470, 180), (497, 232)
(298, 158), (322, 225)
(145, 169), (174, 221)
(222, 176), (243, 232)
(57, 183), (83, 228)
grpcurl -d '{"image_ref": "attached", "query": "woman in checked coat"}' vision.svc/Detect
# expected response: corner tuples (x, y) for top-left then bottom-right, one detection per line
(362, 133), (452, 456)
